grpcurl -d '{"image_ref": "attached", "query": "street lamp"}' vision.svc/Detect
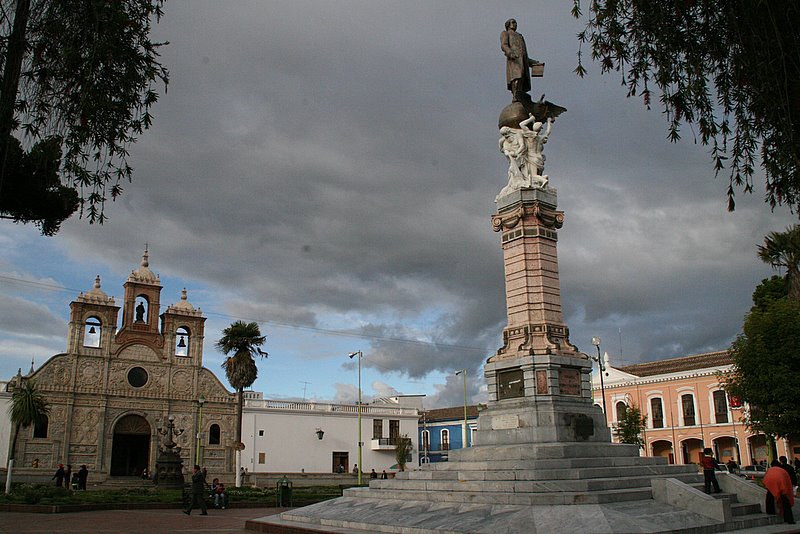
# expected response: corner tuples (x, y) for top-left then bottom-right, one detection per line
(455, 369), (468, 448)
(195, 394), (205, 463)
(348, 351), (363, 485)
(591, 337), (607, 416)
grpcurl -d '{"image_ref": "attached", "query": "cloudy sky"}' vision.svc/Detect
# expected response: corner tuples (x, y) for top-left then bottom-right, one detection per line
(0, 1), (794, 409)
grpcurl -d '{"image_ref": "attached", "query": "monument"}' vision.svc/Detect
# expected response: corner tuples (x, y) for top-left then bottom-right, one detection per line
(247, 19), (781, 533)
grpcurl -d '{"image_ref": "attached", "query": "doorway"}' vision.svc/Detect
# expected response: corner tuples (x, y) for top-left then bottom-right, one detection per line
(332, 452), (349, 474)
(110, 415), (151, 476)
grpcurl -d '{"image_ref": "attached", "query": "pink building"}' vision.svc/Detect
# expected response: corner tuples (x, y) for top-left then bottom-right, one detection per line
(592, 350), (799, 466)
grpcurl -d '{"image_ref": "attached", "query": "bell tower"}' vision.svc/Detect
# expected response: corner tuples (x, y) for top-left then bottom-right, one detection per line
(117, 248), (163, 346)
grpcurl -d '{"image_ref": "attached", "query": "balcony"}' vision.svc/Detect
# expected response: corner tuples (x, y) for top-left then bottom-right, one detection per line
(370, 437), (410, 451)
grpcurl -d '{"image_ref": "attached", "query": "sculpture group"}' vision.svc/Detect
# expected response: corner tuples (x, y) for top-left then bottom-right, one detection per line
(497, 18), (561, 201)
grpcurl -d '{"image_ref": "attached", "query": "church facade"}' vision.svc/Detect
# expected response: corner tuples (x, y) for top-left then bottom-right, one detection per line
(7, 251), (237, 482)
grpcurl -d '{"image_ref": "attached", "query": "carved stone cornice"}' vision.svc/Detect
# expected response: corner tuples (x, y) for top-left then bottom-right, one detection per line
(492, 200), (564, 232)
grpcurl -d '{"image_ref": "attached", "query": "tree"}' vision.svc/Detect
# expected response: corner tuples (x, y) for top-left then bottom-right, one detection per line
(724, 296), (800, 438)
(751, 275), (787, 311)
(0, 0), (169, 234)
(6, 379), (49, 493)
(758, 225), (800, 302)
(614, 404), (647, 447)
(216, 320), (267, 487)
(571, 1), (800, 212)
(394, 434), (413, 472)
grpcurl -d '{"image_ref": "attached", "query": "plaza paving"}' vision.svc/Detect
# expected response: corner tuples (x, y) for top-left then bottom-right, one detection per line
(0, 506), (284, 533)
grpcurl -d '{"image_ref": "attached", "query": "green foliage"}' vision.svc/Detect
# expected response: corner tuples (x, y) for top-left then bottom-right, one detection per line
(724, 298), (800, 437)
(571, 1), (800, 212)
(752, 276), (788, 311)
(614, 404), (647, 446)
(394, 434), (413, 471)
(758, 225), (800, 302)
(0, 0), (169, 232)
(8, 380), (49, 461)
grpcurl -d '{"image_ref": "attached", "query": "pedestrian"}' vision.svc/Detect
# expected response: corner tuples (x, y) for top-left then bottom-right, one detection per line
(370, 469), (378, 479)
(64, 464), (72, 487)
(214, 482), (227, 509)
(183, 465), (208, 516)
(764, 460), (795, 524)
(779, 456), (798, 495)
(700, 448), (721, 494)
(726, 457), (738, 475)
(52, 464), (65, 487)
(70, 471), (80, 491)
(381, 470), (388, 479)
(77, 465), (89, 490)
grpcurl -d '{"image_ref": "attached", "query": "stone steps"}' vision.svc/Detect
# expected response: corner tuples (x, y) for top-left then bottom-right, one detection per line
(422, 454), (671, 471)
(404, 463), (699, 481)
(450, 441), (643, 461)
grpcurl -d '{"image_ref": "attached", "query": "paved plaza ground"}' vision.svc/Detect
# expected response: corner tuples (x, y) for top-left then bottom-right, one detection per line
(0, 506), (285, 533)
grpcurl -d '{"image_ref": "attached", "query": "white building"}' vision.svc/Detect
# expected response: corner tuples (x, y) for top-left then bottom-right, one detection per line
(241, 393), (420, 474)
(0, 381), (11, 467)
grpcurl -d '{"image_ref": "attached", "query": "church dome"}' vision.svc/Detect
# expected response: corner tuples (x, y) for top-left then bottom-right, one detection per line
(166, 288), (202, 316)
(76, 275), (115, 305)
(127, 249), (160, 284)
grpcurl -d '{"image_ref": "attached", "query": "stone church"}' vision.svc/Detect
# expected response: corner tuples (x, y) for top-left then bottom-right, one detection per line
(8, 250), (236, 481)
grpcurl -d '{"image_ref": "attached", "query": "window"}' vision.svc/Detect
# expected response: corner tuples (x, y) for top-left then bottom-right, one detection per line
(258, 429), (264, 437)
(681, 394), (696, 426)
(497, 368), (524, 399)
(469, 426), (476, 447)
(258, 452), (265, 464)
(421, 430), (430, 451)
(389, 420), (400, 441)
(615, 401), (627, 422)
(84, 317), (101, 347)
(127, 367), (148, 388)
(650, 398), (664, 428)
(33, 415), (48, 438)
(373, 419), (383, 439)
(209, 424), (221, 445)
(713, 390), (729, 423)
(175, 327), (189, 356)
(441, 429), (450, 451)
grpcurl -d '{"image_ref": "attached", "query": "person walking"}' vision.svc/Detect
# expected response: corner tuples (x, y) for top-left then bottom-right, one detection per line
(700, 448), (721, 494)
(183, 465), (208, 516)
(779, 455), (798, 495)
(52, 464), (65, 487)
(77, 465), (89, 490)
(764, 460), (795, 524)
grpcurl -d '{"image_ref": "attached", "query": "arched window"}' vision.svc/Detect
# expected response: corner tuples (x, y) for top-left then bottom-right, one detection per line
(134, 296), (149, 323)
(33, 415), (49, 438)
(713, 390), (729, 423)
(84, 316), (101, 348)
(650, 398), (664, 428)
(615, 401), (627, 422)
(421, 430), (430, 451)
(175, 327), (190, 357)
(208, 424), (221, 445)
(681, 394), (696, 426)
(440, 429), (450, 450)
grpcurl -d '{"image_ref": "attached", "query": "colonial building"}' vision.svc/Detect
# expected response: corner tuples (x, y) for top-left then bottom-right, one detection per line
(241, 393), (420, 475)
(418, 405), (478, 464)
(5, 251), (236, 482)
(592, 350), (799, 466)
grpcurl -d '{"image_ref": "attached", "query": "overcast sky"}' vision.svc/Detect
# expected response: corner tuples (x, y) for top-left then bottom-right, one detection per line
(0, 1), (794, 409)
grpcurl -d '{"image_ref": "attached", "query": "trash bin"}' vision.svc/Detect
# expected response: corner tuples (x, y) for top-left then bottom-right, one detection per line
(276, 476), (292, 507)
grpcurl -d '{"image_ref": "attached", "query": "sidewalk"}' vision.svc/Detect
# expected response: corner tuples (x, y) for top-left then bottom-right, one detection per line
(0, 506), (285, 533)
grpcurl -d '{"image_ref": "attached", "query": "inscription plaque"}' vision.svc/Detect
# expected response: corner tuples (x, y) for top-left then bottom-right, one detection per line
(535, 370), (548, 394)
(558, 368), (581, 396)
(491, 414), (520, 430)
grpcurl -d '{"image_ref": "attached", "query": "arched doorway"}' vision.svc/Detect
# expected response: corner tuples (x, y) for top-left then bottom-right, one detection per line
(681, 438), (704, 464)
(110, 415), (151, 476)
(651, 440), (674, 463)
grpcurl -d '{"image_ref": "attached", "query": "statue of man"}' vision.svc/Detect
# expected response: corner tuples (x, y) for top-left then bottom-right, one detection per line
(501, 19), (536, 102)
(135, 302), (145, 322)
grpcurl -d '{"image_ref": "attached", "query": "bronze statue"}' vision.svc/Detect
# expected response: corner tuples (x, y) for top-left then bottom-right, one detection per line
(501, 19), (537, 103)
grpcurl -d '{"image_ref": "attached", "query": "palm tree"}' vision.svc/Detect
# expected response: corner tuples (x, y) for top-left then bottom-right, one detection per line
(6, 379), (49, 493)
(758, 225), (800, 302)
(216, 320), (267, 487)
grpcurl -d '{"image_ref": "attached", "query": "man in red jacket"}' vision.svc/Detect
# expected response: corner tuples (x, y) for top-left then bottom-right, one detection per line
(764, 460), (795, 524)
(700, 448), (721, 494)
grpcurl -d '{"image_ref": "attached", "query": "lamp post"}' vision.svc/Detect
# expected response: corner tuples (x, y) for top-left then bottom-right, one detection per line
(348, 351), (363, 485)
(591, 337), (607, 417)
(195, 395), (205, 464)
(455, 369), (468, 448)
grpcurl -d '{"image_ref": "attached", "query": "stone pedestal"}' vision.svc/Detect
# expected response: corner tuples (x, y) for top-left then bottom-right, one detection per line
(478, 187), (610, 446)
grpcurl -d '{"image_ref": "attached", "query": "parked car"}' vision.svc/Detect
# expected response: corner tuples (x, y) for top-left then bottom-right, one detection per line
(714, 464), (729, 473)
(739, 465), (767, 480)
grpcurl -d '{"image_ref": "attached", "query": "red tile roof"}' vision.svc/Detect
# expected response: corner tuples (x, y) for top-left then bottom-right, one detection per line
(618, 350), (733, 378)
